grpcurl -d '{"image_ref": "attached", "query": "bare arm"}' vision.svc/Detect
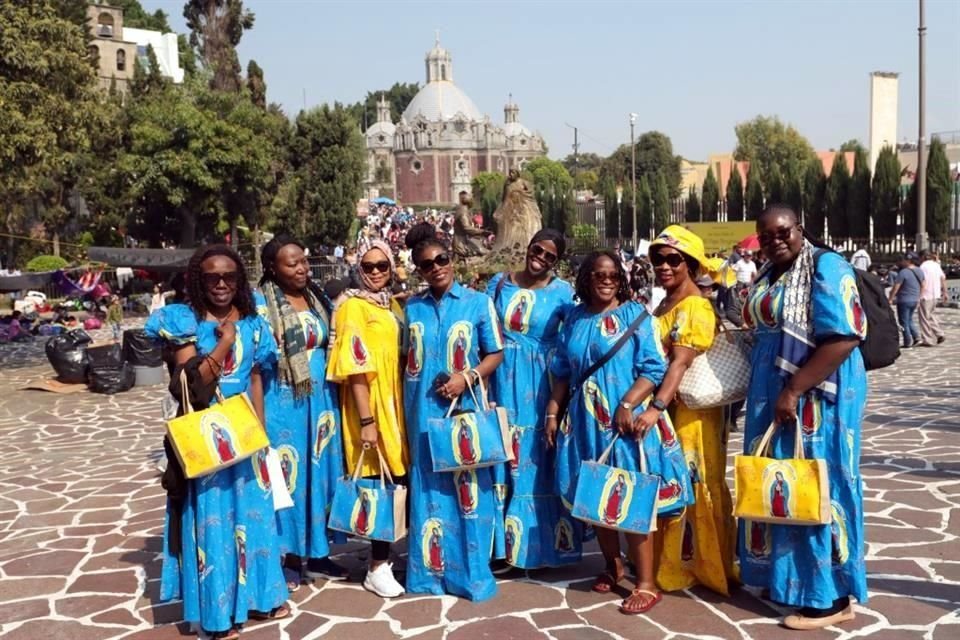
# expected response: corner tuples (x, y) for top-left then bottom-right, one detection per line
(349, 373), (378, 447)
(632, 345), (698, 435)
(544, 379), (570, 448)
(888, 281), (901, 304)
(613, 374), (659, 437)
(172, 321), (236, 386)
(774, 337), (859, 424)
(941, 274), (948, 302)
(249, 365), (266, 425)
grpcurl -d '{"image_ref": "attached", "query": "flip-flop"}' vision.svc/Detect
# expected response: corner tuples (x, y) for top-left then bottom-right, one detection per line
(619, 589), (662, 615)
(207, 628), (240, 640)
(249, 604), (291, 621)
(591, 571), (624, 594)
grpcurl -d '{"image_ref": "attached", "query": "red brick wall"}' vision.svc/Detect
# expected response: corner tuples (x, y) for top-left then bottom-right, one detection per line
(395, 153), (437, 204)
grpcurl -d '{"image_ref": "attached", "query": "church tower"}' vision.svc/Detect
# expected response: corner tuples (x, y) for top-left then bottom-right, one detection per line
(376, 93), (391, 124)
(504, 95), (520, 124)
(425, 32), (452, 83)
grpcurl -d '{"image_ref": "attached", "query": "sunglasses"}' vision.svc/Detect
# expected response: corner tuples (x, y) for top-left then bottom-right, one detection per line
(528, 243), (558, 265)
(650, 253), (686, 268)
(417, 252), (451, 273)
(590, 271), (621, 283)
(360, 260), (391, 275)
(759, 226), (797, 245)
(201, 271), (239, 288)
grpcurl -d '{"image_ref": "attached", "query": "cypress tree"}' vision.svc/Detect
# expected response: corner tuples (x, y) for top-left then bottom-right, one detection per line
(826, 153), (851, 241)
(652, 172), (670, 233)
(927, 138), (953, 242)
(637, 176), (652, 239)
(784, 160), (803, 217)
(870, 146), (901, 239)
(701, 167), (719, 221)
(846, 148), (871, 239)
(726, 163), (744, 221)
(745, 164), (764, 220)
(802, 158), (827, 239)
(765, 163), (784, 203)
(685, 186), (701, 222)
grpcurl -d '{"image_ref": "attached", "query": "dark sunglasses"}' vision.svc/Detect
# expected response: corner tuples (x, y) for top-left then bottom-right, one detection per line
(360, 260), (391, 275)
(417, 252), (451, 272)
(202, 271), (239, 288)
(590, 271), (621, 283)
(528, 243), (558, 265)
(759, 226), (797, 245)
(650, 253), (685, 268)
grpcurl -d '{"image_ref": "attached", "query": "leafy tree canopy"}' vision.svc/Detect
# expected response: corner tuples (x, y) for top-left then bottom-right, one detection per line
(734, 115), (816, 180)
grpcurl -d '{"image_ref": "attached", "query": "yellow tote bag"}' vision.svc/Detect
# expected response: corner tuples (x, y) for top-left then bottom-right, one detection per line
(734, 421), (830, 526)
(166, 372), (269, 479)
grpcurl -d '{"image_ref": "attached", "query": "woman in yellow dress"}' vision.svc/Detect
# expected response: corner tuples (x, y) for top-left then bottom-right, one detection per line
(648, 225), (737, 596)
(326, 241), (408, 598)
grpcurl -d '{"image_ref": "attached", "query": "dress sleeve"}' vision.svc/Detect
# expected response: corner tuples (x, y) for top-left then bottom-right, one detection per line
(812, 252), (867, 341)
(253, 290), (270, 323)
(251, 315), (278, 369)
(477, 294), (504, 354)
(634, 312), (668, 387)
(143, 303), (197, 345)
(670, 297), (717, 353)
(484, 273), (503, 298)
(326, 298), (378, 382)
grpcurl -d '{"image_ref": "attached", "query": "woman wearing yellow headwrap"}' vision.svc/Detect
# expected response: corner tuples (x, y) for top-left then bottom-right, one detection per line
(646, 225), (738, 596)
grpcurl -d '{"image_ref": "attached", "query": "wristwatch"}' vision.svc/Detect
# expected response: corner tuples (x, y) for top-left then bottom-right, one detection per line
(619, 401), (633, 410)
(651, 398), (668, 413)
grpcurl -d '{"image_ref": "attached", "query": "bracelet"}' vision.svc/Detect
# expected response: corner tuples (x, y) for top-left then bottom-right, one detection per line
(359, 417), (376, 427)
(205, 355), (222, 374)
(545, 414), (557, 419)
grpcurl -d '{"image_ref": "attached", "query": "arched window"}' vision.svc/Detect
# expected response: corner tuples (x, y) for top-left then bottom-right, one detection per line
(116, 49), (126, 72)
(97, 13), (115, 38)
(440, 64), (446, 81)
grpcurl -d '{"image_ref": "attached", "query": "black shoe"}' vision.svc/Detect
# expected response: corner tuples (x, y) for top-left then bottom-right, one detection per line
(938, 336), (945, 344)
(305, 557), (349, 581)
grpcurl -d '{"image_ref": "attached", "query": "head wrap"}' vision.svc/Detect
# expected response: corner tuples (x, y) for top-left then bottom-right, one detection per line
(649, 224), (727, 284)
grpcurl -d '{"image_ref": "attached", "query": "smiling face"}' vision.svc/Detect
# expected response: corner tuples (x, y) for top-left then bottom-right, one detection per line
(359, 247), (392, 292)
(525, 239), (558, 278)
(200, 255), (239, 309)
(273, 243), (309, 291)
(416, 244), (454, 293)
(652, 246), (693, 290)
(587, 255), (621, 306)
(758, 210), (803, 267)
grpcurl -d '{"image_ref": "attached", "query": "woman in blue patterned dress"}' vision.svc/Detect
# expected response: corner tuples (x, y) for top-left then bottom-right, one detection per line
(487, 229), (578, 569)
(739, 205), (868, 630)
(146, 245), (288, 640)
(545, 250), (693, 616)
(402, 223), (504, 601)
(255, 236), (347, 586)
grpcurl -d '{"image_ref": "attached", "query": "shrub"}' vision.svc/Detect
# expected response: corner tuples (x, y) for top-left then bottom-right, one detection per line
(25, 255), (69, 272)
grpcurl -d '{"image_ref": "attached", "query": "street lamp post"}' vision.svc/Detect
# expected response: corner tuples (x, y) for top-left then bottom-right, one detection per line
(630, 113), (638, 251)
(616, 185), (624, 244)
(916, 0), (928, 251)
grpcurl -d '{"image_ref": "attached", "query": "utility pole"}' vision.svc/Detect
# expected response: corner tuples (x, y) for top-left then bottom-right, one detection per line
(616, 185), (624, 244)
(917, 0), (927, 251)
(565, 123), (579, 171)
(630, 113), (638, 251)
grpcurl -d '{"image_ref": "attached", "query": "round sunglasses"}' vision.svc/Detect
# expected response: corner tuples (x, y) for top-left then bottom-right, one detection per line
(417, 252), (451, 273)
(360, 260), (391, 275)
(528, 243), (558, 265)
(201, 271), (239, 288)
(650, 253), (685, 268)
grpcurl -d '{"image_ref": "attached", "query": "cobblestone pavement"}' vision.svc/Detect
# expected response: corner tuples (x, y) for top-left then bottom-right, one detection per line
(0, 312), (958, 640)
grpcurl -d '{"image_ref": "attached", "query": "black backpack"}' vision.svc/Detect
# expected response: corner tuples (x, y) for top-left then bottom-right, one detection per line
(815, 249), (900, 371)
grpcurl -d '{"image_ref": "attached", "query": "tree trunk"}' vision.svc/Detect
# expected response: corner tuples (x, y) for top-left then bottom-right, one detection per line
(179, 207), (197, 248)
(230, 216), (238, 249)
(53, 230), (60, 257)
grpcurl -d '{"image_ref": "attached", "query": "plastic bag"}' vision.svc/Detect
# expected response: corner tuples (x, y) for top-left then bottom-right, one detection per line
(123, 329), (163, 367)
(87, 363), (136, 394)
(83, 317), (102, 330)
(87, 343), (123, 368)
(45, 330), (92, 383)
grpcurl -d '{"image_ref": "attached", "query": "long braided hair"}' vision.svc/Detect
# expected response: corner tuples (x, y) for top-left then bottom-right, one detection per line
(185, 245), (256, 319)
(575, 250), (632, 304)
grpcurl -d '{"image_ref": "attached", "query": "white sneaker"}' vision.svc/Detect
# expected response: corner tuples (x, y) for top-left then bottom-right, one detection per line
(362, 562), (405, 598)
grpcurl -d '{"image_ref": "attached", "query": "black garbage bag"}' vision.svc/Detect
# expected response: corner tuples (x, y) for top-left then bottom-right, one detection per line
(45, 329), (92, 383)
(87, 343), (123, 368)
(123, 329), (163, 367)
(88, 363), (136, 394)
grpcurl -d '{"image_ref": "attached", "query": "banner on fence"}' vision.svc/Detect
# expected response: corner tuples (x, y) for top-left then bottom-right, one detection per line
(684, 222), (757, 254)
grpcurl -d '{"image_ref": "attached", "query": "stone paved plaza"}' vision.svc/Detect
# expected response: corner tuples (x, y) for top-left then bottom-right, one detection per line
(0, 312), (958, 640)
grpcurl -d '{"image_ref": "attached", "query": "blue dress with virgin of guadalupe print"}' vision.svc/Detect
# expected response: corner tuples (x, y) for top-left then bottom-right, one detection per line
(486, 273), (580, 568)
(738, 251), (869, 609)
(550, 302), (694, 541)
(253, 291), (345, 561)
(145, 304), (288, 633)
(402, 281), (504, 601)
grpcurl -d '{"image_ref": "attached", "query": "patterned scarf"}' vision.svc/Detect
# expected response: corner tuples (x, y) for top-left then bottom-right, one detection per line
(754, 239), (838, 401)
(328, 241), (396, 358)
(263, 280), (325, 399)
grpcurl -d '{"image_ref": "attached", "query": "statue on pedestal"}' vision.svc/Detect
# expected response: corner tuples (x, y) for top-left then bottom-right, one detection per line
(492, 169), (542, 252)
(452, 191), (489, 258)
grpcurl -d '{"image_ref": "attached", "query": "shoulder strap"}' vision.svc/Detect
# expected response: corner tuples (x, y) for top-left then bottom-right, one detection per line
(574, 308), (649, 391)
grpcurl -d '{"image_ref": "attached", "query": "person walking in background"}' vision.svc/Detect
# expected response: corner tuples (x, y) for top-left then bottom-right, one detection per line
(107, 295), (123, 342)
(732, 251), (757, 285)
(739, 205), (868, 630)
(256, 236), (348, 588)
(888, 253), (924, 348)
(849, 244), (871, 272)
(918, 250), (947, 346)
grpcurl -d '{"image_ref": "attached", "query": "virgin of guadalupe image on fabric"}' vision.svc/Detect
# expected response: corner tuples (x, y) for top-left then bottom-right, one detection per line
(505, 515), (523, 565)
(202, 413), (236, 464)
(599, 470), (634, 527)
(830, 501), (851, 566)
(221, 335), (243, 377)
(505, 291), (535, 334)
(454, 469), (478, 517)
(406, 322), (424, 377)
(252, 449), (271, 491)
(451, 414), (481, 467)
(421, 518), (445, 575)
(314, 411), (336, 459)
(235, 526), (247, 585)
(447, 321), (473, 372)
(746, 520), (771, 559)
(583, 380), (612, 430)
(555, 518), (575, 553)
(351, 488), (378, 536)
(599, 312), (621, 339)
(761, 464), (797, 519)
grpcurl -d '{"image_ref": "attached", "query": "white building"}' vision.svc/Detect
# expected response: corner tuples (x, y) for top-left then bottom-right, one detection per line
(123, 27), (184, 84)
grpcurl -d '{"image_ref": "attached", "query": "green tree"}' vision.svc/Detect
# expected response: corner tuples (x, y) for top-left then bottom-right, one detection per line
(350, 82), (421, 128)
(273, 104), (365, 245)
(471, 171), (505, 228)
(701, 167), (719, 221)
(927, 138), (953, 242)
(247, 59), (266, 109)
(902, 180), (918, 238)
(734, 115), (816, 179)
(685, 186), (701, 222)
(826, 153), (851, 241)
(599, 132), (683, 199)
(846, 148), (871, 239)
(184, 0), (255, 93)
(113, 0), (172, 31)
(574, 170), (599, 192)
(652, 172), (670, 233)
(802, 158), (827, 239)
(726, 164), (744, 221)
(870, 146), (901, 239)
(130, 44), (168, 97)
(744, 164), (764, 220)
(783, 160), (804, 218)
(524, 157), (574, 233)
(637, 176), (652, 240)
(765, 163), (784, 203)
(562, 152), (603, 175)
(838, 139), (864, 153)
(600, 177), (620, 241)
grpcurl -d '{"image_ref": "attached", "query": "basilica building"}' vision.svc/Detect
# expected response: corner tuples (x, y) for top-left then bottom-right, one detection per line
(365, 38), (546, 206)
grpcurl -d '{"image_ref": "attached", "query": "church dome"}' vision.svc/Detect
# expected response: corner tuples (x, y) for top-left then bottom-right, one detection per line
(402, 81), (483, 123)
(503, 122), (532, 138)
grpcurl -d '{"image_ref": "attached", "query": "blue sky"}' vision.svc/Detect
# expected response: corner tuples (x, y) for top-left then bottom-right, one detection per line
(143, 0), (959, 161)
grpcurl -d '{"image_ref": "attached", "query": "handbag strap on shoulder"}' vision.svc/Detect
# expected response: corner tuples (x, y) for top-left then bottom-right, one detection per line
(576, 309), (649, 393)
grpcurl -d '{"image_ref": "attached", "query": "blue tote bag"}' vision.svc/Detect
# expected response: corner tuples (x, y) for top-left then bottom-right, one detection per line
(427, 375), (513, 472)
(571, 435), (660, 535)
(328, 447), (407, 542)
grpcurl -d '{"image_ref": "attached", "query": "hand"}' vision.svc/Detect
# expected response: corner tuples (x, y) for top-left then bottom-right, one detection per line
(544, 416), (558, 448)
(216, 320), (236, 344)
(774, 387), (800, 425)
(360, 423), (379, 448)
(613, 405), (634, 436)
(632, 407), (661, 438)
(439, 372), (468, 400)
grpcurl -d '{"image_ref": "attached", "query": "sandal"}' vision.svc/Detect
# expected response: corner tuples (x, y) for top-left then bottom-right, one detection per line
(619, 589), (662, 615)
(249, 604), (291, 622)
(207, 628), (240, 640)
(591, 571), (624, 594)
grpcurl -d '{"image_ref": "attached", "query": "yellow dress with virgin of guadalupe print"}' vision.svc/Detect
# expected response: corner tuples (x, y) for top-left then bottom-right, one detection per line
(653, 295), (738, 595)
(326, 297), (408, 478)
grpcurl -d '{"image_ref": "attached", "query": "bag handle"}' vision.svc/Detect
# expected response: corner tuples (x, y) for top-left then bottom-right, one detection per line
(595, 433), (649, 473)
(754, 421), (805, 460)
(443, 368), (484, 418)
(351, 444), (398, 489)
(178, 367), (224, 415)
